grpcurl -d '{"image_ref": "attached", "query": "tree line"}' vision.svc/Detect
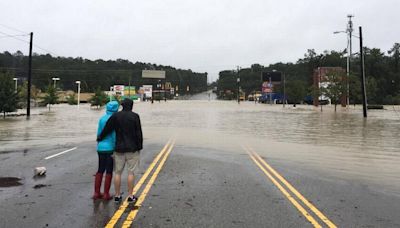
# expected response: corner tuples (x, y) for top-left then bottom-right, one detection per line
(0, 51), (208, 94)
(0, 51), (208, 117)
(216, 43), (400, 105)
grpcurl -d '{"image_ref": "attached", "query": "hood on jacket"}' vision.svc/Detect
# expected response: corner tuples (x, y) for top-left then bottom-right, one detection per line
(121, 98), (133, 111)
(106, 101), (119, 114)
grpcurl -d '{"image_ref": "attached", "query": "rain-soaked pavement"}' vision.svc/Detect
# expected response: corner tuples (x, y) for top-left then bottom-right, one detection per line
(1, 97), (400, 227)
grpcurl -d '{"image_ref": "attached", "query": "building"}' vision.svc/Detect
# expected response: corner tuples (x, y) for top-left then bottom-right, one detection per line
(313, 67), (347, 107)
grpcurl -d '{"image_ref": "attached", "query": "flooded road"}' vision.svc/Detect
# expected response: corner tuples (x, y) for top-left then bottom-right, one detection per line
(1, 100), (400, 227)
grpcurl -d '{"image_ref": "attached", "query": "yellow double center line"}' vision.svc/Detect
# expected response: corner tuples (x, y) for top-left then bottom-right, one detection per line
(105, 139), (175, 228)
(244, 146), (337, 228)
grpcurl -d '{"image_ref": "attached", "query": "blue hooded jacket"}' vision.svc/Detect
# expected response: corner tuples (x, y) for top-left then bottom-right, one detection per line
(97, 101), (119, 153)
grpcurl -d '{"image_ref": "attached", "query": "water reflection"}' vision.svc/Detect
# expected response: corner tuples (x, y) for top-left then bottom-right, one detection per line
(1, 102), (399, 154)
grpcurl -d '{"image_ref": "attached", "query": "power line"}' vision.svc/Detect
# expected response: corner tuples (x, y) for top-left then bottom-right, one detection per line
(0, 30), (59, 56)
(0, 31), (30, 43)
(0, 34), (30, 39)
(0, 24), (27, 34)
(33, 44), (58, 56)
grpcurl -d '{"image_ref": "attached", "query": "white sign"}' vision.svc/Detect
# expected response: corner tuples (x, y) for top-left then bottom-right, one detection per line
(142, 70), (166, 79)
(142, 85), (153, 98)
(113, 85), (125, 96)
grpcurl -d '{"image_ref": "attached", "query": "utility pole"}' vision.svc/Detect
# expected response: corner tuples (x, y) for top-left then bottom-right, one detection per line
(347, 14), (354, 107)
(237, 66), (240, 104)
(283, 72), (286, 108)
(27, 32), (33, 118)
(359, 26), (367, 118)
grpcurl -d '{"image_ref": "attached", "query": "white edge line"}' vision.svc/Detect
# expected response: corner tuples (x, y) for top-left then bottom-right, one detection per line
(45, 147), (78, 160)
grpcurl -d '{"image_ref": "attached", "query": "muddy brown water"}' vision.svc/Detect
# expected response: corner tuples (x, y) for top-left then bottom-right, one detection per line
(0, 101), (399, 194)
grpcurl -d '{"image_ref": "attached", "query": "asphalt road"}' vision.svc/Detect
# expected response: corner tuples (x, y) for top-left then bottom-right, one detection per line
(1, 137), (400, 228)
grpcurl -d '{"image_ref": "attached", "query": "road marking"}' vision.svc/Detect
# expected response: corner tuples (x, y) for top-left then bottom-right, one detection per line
(105, 139), (173, 228)
(249, 148), (337, 228)
(44, 147), (78, 160)
(121, 141), (175, 228)
(244, 146), (322, 228)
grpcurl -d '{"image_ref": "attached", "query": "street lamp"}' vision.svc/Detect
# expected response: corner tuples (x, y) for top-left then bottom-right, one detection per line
(333, 14), (354, 107)
(13, 78), (18, 92)
(52, 77), (60, 88)
(75, 81), (81, 108)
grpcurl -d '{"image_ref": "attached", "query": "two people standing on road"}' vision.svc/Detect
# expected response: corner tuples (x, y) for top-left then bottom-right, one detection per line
(93, 101), (119, 200)
(96, 98), (143, 204)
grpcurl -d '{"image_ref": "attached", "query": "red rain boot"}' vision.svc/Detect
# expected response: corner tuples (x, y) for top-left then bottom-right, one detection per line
(92, 173), (103, 199)
(103, 174), (113, 200)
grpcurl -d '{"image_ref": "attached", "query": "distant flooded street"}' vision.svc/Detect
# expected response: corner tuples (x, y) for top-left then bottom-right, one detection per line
(1, 101), (400, 154)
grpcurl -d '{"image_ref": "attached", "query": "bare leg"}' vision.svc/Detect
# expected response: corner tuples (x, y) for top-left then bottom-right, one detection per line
(128, 174), (135, 196)
(114, 174), (121, 196)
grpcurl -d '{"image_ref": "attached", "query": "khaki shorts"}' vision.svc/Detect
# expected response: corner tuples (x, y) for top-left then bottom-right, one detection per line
(113, 151), (140, 175)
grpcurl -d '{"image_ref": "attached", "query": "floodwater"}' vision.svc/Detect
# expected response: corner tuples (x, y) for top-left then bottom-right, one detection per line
(1, 99), (400, 195)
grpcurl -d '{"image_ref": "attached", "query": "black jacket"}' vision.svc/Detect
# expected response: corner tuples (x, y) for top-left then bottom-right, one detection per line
(99, 105), (143, 153)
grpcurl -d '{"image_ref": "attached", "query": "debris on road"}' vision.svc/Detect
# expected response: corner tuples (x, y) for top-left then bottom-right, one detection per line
(34, 167), (47, 176)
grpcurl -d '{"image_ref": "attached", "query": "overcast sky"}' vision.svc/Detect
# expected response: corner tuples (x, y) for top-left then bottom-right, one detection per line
(1, 0), (399, 81)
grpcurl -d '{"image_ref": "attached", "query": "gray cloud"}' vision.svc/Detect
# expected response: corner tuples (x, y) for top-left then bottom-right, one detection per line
(1, 0), (399, 81)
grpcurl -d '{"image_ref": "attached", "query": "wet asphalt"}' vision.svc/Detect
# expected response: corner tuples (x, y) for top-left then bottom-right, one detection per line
(1, 138), (400, 228)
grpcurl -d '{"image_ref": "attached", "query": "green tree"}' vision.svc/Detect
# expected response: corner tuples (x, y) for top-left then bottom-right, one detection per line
(286, 80), (307, 107)
(366, 76), (378, 104)
(321, 73), (346, 112)
(348, 73), (361, 105)
(18, 81), (40, 107)
(309, 85), (323, 112)
(388, 43), (400, 72)
(89, 87), (107, 108)
(0, 72), (19, 118)
(67, 93), (77, 105)
(42, 85), (59, 111)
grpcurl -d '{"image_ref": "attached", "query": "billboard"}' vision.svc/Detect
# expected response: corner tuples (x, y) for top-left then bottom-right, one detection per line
(262, 81), (273, 93)
(142, 70), (166, 79)
(262, 71), (282, 82)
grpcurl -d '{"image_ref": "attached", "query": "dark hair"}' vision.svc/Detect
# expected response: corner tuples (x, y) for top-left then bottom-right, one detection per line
(121, 98), (133, 110)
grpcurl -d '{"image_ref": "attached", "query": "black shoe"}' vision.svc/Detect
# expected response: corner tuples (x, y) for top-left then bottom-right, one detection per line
(114, 195), (122, 203)
(127, 195), (138, 204)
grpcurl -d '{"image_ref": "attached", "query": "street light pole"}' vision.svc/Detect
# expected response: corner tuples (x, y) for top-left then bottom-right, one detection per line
(52, 77), (60, 88)
(75, 81), (81, 109)
(347, 14), (354, 107)
(13, 78), (18, 92)
(334, 14), (354, 107)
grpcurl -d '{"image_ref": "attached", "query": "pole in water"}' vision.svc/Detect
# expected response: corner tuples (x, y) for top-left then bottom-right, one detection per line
(27, 32), (33, 118)
(359, 26), (367, 118)
(237, 66), (240, 104)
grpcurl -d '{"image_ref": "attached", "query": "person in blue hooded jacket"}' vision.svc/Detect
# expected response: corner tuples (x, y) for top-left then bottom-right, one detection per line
(93, 101), (119, 200)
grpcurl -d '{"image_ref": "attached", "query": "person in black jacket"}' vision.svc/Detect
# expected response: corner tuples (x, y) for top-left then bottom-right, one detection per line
(98, 98), (143, 203)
